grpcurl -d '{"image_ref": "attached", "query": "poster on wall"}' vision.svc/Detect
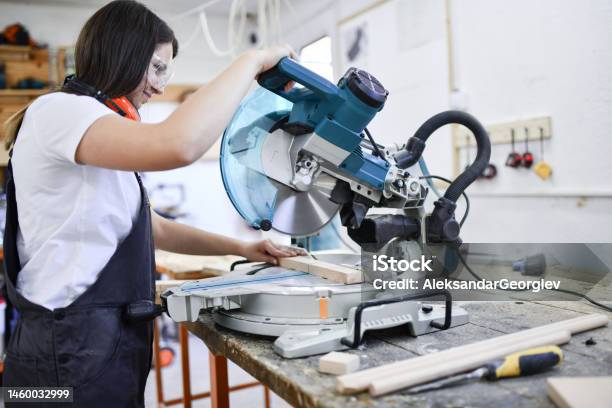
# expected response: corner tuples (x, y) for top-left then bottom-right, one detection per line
(339, 21), (369, 72)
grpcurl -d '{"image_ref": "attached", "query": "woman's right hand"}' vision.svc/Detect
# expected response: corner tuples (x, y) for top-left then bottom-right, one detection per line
(252, 45), (297, 74)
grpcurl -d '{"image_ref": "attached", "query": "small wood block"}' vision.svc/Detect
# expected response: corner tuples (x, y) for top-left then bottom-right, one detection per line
(547, 377), (612, 408)
(319, 352), (360, 375)
(278, 256), (362, 284)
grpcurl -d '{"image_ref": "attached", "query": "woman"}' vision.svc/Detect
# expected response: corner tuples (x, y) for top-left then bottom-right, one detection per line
(2, 1), (298, 405)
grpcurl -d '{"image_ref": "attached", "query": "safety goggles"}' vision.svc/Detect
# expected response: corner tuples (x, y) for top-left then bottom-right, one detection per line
(147, 53), (174, 91)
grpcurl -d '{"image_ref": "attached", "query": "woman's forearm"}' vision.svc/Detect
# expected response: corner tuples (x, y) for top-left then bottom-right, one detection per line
(153, 214), (245, 256)
(77, 47), (293, 172)
(161, 51), (262, 163)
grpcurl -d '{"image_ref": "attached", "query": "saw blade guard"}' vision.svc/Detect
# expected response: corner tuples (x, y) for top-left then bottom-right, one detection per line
(220, 87), (294, 231)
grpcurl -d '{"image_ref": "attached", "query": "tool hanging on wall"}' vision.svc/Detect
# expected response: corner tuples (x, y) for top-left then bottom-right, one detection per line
(481, 163), (497, 179)
(533, 127), (553, 180)
(522, 127), (534, 168)
(505, 129), (522, 168)
(466, 135), (497, 179)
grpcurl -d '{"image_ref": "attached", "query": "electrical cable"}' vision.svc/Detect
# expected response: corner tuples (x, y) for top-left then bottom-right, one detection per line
(546, 288), (612, 312)
(178, 17), (205, 52)
(456, 252), (612, 312)
(246, 263), (275, 275)
(364, 128), (389, 164)
(419, 175), (470, 227)
(418, 158), (442, 198)
(199, 11), (235, 56)
(169, 0), (224, 21)
(230, 259), (263, 271)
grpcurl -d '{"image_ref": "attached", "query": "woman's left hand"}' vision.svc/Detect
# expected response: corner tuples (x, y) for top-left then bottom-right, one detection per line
(239, 239), (306, 265)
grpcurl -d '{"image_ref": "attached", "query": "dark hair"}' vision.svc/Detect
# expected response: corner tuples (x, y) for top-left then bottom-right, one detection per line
(3, 0), (178, 148)
(72, 0), (178, 97)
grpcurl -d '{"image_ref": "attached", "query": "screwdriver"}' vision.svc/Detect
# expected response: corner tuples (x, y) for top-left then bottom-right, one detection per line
(407, 345), (563, 393)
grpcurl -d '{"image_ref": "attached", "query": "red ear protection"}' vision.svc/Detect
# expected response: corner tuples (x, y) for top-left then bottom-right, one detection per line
(105, 96), (140, 122)
(522, 151), (534, 168)
(63, 75), (140, 122)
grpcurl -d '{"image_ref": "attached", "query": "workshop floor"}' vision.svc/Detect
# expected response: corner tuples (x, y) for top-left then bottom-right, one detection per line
(144, 330), (292, 407)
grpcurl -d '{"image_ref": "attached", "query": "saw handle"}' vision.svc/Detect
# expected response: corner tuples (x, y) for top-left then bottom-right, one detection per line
(257, 57), (339, 103)
(341, 290), (453, 348)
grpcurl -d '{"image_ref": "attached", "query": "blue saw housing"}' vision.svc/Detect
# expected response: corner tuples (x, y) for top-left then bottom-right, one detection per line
(258, 58), (390, 189)
(220, 58), (390, 231)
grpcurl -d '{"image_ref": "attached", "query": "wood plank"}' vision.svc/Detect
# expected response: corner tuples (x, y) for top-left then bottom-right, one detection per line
(369, 330), (571, 396)
(279, 256), (363, 284)
(155, 249), (241, 279)
(460, 302), (612, 361)
(547, 377), (612, 408)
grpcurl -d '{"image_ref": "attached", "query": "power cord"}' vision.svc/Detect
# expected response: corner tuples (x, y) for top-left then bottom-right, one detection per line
(418, 158), (442, 198)
(419, 175), (470, 227)
(456, 252), (612, 312)
(364, 128), (389, 164)
(547, 288), (612, 312)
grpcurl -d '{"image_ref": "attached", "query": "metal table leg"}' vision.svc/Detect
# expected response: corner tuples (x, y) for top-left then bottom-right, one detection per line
(179, 324), (192, 408)
(153, 318), (165, 405)
(209, 352), (230, 408)
(264, 386), (271, 408)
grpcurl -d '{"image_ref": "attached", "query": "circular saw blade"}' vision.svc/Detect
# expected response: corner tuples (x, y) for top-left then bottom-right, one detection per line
(271, 173), (340, 236)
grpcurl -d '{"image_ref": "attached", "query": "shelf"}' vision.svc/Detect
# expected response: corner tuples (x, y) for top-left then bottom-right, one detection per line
(0, 45), (33, 52)
(0, 45), (47, 63)
(0, 89), (49, 97)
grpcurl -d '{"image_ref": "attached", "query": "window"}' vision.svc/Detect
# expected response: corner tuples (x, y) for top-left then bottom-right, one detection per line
(299, 36), (333, 81)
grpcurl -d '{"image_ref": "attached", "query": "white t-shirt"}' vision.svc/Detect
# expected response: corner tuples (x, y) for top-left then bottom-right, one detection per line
(12, 92), (141, 310)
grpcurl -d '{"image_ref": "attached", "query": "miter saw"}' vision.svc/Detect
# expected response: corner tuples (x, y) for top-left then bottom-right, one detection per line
(162, 58), (491, 358)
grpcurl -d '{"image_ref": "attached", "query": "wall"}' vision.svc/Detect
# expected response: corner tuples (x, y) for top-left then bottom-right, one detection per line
(449, 0), (612, 242)
(281, 0), (612, 243)
(4, 0), (612, 244)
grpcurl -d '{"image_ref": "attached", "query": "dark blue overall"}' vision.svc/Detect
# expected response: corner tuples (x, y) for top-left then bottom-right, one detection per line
(2, 158), (156, 407)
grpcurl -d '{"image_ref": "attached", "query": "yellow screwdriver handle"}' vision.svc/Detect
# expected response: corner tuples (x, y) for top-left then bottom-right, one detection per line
(488, 345), (563, 379)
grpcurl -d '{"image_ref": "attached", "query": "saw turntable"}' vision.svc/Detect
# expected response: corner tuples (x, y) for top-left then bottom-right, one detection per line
(162, 58), (492, 358)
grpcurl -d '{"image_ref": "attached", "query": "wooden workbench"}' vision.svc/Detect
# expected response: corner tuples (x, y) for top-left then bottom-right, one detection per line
(185, 300), (612, 408)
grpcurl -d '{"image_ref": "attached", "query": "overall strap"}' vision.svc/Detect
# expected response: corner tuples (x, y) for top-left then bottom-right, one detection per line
(3, 154), (49, 313)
